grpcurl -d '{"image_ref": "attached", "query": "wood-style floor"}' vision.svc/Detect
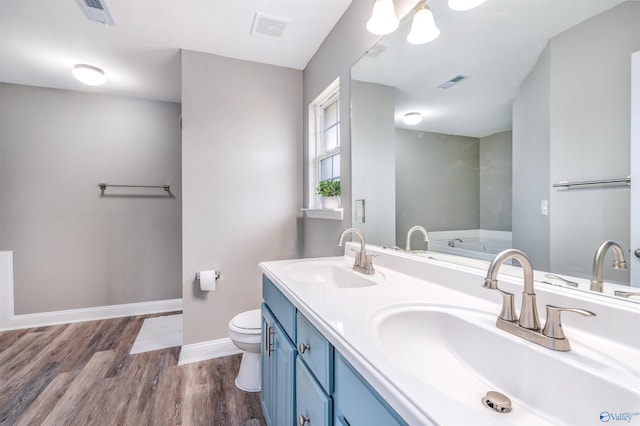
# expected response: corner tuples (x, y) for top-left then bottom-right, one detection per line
(0, 313), (266, 426)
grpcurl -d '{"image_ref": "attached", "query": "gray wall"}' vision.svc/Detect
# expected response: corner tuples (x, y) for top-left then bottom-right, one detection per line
(181, 50), (302, 345)
(302, 0), (415, 257)
(351, 81), (396, 247)
(479, 131), (512, 231)
(514, 2), (639, 279)
(513, 46), (551, 270)
(548, 1), (638, 283)
(395, 129), (479, 250)
(0, 83), (182, 314)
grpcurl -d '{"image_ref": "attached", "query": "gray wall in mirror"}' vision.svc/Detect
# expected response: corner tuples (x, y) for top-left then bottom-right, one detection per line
(515, 1), (638, 284)
(351, 1), (640, 289)
(352, 81), (396, 246)
(480, 131), (512, 232)
(396, 128), (481, 249)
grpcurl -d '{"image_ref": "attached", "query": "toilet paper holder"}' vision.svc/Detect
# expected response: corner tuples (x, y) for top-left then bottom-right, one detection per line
(195, 271), (221, 280)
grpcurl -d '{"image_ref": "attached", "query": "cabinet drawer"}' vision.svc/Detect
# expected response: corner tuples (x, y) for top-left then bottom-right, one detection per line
(296, 356), (331, 426)
(334, 353), (407, 426)
(296, 312), (333, 392)
(263, 275), (296, 341)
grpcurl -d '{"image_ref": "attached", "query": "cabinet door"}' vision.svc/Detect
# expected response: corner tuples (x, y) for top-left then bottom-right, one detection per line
(334, 353), (407, 426)
(296, 357), (331, 426)
(297, 312), (333, 392)
(261, 304), (296, 426)
(261, 305), (275, 426)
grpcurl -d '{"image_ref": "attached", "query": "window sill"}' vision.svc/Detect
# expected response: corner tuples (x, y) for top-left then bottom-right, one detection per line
(301, 208), (344, 221)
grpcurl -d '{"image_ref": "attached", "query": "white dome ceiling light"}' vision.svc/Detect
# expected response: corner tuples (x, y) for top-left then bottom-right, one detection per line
(72, 64), (107, 86)
(403, 112), (423, 126)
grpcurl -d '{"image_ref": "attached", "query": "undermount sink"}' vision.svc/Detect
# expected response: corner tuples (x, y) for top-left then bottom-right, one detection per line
(286, 260), (383, 288)
(371, 304), (640, 424)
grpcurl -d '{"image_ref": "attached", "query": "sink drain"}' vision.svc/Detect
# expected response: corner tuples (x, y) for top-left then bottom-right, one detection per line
(482, 391), (512, 413)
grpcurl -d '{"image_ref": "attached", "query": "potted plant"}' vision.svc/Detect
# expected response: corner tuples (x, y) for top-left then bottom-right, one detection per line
(316, 179), (341, 209)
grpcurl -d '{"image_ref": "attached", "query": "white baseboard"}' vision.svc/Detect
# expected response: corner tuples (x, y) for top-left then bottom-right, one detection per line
(0, 250), (182, 331)
(0, 298), (183, 332)
(178, 338), (241, 366)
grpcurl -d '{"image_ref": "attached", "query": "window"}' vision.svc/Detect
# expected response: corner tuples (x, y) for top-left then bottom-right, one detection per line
(309, 79), (340, 208)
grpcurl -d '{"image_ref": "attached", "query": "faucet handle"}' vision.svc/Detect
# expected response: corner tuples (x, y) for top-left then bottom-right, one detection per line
(614, 290), (640, 298)
(542, 305), (596, 340)
(497, 289), (517, 322)
(362, 254), (377, 274)
(350, 247), (362, 259)
(483, 278), (517, 322)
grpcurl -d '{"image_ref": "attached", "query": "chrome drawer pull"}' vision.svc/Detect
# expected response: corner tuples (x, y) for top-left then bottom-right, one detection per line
(298, 343), (310, 354)
(299, 415), (310, 426)
(264, 324), (275, 356)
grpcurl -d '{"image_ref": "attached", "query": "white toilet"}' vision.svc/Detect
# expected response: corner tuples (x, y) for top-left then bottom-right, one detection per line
(228, 309), (262, 392)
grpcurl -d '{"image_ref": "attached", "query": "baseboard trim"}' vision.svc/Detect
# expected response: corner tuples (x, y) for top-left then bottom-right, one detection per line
(0, 250), (182, 331)
(0, 297), (183, 332)
(178, 338), (241, 366)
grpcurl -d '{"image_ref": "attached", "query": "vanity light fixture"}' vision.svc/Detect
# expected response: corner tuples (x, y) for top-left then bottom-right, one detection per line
(448, 0), (486, 11)
(366, 0), (399, 35)
(403, 112), (422, 125)
(407, 1), (440, 45)
(72, 64), (106, 86)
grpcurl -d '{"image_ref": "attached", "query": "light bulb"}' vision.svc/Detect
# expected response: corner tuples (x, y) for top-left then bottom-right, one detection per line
(448, 0), (486, 11)
(366, 0), (399, 36)
(72, 64), (106, 86)
(403, 112), (422, 125)
(407, 6), (440, 45)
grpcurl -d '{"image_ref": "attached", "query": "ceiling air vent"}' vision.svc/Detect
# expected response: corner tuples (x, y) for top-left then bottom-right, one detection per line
(438, 74), (468, 89)
(78, 0), (116, 26)
(365, 43), (389, 59)
(251, 13), (287, 38)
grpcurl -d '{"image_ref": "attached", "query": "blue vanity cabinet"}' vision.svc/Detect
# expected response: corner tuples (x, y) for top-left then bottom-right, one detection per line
(262, 276), (297, 426)
(262, 274), (407, 426)
(296, 357), (332, 426)
(334, 352), (408, 426)
(295, 312), (333, 426)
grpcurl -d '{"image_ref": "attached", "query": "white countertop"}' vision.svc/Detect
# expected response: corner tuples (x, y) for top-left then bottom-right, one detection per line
(259, 244), (640, 426)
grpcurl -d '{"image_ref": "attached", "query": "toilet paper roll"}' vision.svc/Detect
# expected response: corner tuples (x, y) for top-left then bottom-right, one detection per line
(199, 270), (217, 291)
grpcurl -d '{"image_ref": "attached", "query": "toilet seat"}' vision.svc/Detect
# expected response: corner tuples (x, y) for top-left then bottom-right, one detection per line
(229, 309), (261, 334)
(228, 308), (262, 392)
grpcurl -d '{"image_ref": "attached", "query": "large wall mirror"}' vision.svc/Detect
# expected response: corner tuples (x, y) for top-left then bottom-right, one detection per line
(351, 0), (640, 301)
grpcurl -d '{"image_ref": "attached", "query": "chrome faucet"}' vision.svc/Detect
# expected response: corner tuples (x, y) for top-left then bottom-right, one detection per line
(405, 226), (429, 252)
(448, 238), (463, 248)
(483, 249), (595, 351)
(337, 228), (375, 275)
(484, 249), (540, 330)
(590, 240), (627, 292)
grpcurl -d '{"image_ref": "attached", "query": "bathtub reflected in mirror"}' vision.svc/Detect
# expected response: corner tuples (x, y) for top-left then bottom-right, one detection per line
(350, 0), (640, 302)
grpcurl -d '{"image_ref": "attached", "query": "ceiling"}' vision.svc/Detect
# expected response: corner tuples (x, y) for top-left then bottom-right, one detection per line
(352, 0), (624, 138)
(0, 0), (352, 103)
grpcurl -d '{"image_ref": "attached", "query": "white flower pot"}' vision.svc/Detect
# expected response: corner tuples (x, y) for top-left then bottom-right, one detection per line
(322, 196), (340, 209)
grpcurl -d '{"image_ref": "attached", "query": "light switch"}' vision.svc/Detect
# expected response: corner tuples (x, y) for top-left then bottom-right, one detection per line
(541, 200), (548, 216)
(355, 199), (365, 223)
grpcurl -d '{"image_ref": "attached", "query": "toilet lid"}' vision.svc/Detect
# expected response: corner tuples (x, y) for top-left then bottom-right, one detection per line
(231, 309), (261, 330)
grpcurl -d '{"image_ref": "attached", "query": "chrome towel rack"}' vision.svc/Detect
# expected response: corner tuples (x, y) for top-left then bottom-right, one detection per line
(553, 177), (630, 191)
(98, 183), (170, 192)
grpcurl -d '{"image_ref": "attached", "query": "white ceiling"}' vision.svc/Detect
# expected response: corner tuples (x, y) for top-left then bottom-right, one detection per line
(0, 0), (352, 103)
(352, 0), (625, 138)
